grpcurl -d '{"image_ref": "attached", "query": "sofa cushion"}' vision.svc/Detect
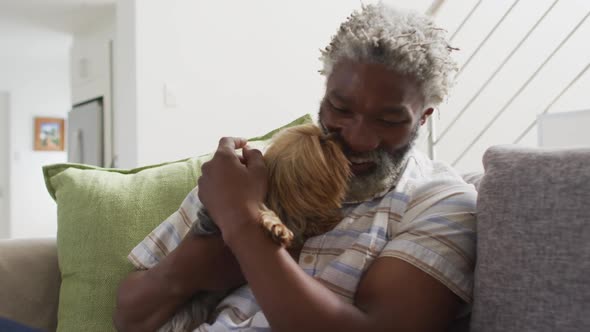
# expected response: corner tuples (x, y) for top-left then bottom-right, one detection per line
(43, 115), (311, 332)
(471, 145), (590, 332)
(0, 238), (60, 331)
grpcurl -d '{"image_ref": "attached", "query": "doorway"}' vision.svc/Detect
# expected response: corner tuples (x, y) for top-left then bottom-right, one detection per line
(0, 92), (9, 238)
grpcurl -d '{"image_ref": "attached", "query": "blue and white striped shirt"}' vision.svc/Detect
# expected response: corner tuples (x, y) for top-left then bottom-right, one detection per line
(129, 148), (477, 331)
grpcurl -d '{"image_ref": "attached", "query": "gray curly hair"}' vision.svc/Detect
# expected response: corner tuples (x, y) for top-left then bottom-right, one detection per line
(320, 3), (458, 107)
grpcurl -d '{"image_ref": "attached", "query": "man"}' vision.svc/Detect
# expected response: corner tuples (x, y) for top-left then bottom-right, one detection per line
(114, 4), (476, 331)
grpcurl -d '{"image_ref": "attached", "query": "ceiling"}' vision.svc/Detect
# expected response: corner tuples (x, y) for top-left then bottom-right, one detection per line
(0, 0), (115, 34)
(0, 0), (440, 36)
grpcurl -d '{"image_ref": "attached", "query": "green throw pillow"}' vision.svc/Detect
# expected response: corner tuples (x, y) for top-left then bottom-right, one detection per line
(43, 114), (312, 332)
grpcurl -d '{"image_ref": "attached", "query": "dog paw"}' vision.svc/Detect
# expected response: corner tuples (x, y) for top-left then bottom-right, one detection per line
(269, 223), (294, 247)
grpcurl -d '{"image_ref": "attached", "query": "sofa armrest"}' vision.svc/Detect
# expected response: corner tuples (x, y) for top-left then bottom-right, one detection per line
(471, 146), (590, 332)
(0, 238), (60, 331)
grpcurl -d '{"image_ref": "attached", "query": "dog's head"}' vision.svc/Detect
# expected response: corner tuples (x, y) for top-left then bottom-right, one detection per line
(263, 123), (351, 244)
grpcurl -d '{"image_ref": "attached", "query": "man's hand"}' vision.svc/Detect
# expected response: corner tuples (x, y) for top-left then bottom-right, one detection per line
(197, 137), (268, 242)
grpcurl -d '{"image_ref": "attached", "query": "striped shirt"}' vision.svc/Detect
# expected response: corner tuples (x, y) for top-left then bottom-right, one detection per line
(129, 148), (477, 331)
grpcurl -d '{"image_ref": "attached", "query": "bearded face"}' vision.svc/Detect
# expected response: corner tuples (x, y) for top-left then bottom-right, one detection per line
(317, 60), (431, 202)
(319, 118), (419, 202)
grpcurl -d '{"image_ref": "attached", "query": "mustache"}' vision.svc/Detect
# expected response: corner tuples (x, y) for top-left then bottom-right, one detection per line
(318, 120), (378, 157)
(345, 149), (383, 163)
(318, 123), (396, 164)
(318, 117), (420, 159)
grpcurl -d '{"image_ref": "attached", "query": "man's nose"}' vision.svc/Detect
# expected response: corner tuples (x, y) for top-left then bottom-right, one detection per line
(340, 120), (380, 153)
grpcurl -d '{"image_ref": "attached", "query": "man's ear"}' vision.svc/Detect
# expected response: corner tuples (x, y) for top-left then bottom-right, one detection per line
(420, 108), (434, 126)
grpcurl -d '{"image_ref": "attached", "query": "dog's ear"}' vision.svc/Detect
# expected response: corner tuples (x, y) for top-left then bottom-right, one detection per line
(264, 124), (350, 241)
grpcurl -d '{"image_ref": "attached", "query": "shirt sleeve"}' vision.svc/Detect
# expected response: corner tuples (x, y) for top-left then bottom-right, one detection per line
(127, 186), (202, 270)
(379, 182), (477, 303)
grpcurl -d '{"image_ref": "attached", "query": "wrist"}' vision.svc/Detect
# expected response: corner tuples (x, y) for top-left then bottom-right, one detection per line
(222, 217), (268, 251)
(218, 204), (263, 243)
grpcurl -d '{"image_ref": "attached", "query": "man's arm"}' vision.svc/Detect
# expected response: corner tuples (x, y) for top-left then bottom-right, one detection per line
(113, 233), (245, 332)
(224, 222), (462, 332)
(197, 137), (469, 331)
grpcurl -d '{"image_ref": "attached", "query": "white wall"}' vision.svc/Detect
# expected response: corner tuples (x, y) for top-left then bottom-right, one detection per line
(115, 0), (434, 167)
(0, 20), (72, 238)
(0, 92), (9, 238)
(110, 0), (588, 173)
(70, 10), (116, 167)
(113, 0), (138, 168)
(538, 109), (590, 148)
(114, 0), (590, 173)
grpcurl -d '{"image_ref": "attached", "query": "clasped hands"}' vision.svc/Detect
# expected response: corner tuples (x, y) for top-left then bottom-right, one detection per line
(197, 137), (269, 244)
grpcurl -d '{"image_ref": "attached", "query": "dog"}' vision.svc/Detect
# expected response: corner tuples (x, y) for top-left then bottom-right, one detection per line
(158, 123), (351, 332)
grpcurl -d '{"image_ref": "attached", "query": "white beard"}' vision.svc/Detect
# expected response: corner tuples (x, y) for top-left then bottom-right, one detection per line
(345, 148), (409, 202)
(319, 120), (419, 203)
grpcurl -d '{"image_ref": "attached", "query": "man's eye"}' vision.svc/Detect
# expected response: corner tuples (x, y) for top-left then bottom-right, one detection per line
(379, 119), (407, 126)
(331, 105), (351, 115)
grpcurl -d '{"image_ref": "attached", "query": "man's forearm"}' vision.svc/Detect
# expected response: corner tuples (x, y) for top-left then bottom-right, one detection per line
(113, 268), (191, 332)
(114, 234), (245, 331)
(224, 223), (371, 332)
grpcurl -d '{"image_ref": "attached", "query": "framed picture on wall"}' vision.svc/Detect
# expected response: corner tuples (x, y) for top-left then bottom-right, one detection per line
(34, 117), (65, 151)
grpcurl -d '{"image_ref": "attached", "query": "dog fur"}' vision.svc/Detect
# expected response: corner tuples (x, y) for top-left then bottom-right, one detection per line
(158, 123), (351, 331)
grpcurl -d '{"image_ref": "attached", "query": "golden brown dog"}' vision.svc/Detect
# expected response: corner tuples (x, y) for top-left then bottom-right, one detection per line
(192, 122), (351, 247)
(159, 123), (351, 331)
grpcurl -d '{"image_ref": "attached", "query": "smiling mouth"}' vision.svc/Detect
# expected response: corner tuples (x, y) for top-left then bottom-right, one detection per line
(349, 160), (376, 175)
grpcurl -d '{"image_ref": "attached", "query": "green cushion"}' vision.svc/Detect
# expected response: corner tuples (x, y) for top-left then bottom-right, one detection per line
(43, 114), (312, 332)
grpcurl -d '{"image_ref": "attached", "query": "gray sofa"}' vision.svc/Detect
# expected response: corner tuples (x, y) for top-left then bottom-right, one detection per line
(0, 145), (588, 331)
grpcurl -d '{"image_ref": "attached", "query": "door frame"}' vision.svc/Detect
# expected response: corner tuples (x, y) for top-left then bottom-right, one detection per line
(0, 91), (10, 238)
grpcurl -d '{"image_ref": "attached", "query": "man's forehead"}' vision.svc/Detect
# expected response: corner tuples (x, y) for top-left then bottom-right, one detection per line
(326, 61), (424, 112)
(327, 89), (410, 115)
